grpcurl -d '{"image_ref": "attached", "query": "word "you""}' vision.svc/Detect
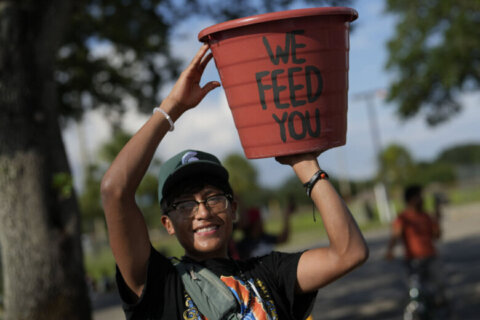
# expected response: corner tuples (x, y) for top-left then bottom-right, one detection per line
(255, 30), (323, 142)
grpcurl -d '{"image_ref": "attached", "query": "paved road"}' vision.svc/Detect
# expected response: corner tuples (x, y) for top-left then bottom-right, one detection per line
(93, 203), (480, 320)
(313, 203), (480, 320)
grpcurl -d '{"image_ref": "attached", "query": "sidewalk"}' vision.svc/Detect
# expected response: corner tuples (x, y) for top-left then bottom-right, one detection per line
(94, 305), (124, 320)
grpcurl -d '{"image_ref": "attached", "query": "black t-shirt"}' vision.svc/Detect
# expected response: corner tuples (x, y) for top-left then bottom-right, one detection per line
(116, 247), (317, 319)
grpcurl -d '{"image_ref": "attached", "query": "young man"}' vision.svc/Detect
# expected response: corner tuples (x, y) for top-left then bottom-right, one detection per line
(101, 44), (368, 319)
(385, 185), (450, 316)
(385, 185), (441, 267)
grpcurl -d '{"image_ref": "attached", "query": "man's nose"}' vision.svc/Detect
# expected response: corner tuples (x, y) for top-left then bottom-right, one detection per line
(195, 201), (213, 219)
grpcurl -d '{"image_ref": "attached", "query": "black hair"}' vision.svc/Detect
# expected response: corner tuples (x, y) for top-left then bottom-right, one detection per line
(160, 174), (234, 215)
(404, 184), (422, 203)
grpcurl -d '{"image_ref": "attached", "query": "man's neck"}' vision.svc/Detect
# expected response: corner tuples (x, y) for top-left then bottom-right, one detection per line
(184, 251), (229, 262)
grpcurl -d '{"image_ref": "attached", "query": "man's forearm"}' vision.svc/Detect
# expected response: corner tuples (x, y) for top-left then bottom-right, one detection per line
(293, 159), (368, 264)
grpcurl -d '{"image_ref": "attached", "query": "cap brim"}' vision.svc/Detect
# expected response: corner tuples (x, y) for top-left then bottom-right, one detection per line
(162, 161), (229, 199)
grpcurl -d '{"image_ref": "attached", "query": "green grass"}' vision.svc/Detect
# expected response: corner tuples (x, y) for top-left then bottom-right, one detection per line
(448, 185), (480, 205)
(265, 208), (324, 233)
(83, 236), (187, 283)
(266, 204), (386, 252)
(266, 208), (328, 252)
(153, 235), (185, 258)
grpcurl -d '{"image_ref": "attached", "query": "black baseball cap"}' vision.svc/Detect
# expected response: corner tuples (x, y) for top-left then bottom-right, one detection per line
(157, 150), (230, 204)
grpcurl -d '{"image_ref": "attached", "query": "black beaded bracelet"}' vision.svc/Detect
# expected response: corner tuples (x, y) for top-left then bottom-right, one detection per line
(303, 170), (329, 197)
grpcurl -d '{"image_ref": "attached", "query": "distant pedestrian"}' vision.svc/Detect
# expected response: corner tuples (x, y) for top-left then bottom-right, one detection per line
(386, 185), (441, 267)
(386, 184), (450, 316)
(237, 196), (295, 260)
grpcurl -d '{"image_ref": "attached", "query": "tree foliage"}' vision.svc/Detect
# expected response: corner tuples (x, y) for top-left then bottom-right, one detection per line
(436, 143), (480, 166)
(410, 161), (456, 186)
(222, 153), (259, 199)
(385, 0), (480, 125)
(378, 143), (415, 186)
(57, 0), (180, 122)
(376, 142), (457, 188)
(79, 164), (104, 232)
(98, 128), (132, 162)
(79, 129), (163, 231)
(375, 142), (476, 189)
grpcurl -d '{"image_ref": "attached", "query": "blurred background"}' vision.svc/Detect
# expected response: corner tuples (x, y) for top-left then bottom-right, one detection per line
(0, 0), (479, 319)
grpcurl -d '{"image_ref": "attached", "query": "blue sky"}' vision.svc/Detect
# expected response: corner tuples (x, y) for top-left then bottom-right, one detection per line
(63, 0), (480, 190)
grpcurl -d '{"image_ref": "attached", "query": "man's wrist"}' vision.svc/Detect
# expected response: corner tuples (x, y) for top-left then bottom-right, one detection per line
(153, 107), (174, 131)
(157, 98), (184, 122)
(303, 169), (329, 197)
(292, 160), (320, 184)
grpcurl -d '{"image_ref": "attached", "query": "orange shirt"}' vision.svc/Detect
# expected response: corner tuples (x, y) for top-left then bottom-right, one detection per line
(394, 209), (439, 260)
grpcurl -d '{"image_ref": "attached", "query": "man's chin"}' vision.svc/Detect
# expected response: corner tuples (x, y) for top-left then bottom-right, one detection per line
(191, 243), (227, 258)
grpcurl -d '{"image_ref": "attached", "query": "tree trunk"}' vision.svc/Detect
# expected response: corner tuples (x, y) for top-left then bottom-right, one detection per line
(0, 1), (91, 319)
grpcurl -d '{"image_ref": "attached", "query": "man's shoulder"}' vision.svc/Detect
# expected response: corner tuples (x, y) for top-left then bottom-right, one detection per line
(397, 209), (425, 219)
(396, 209), (434, 226)
(394, 210), (408, 223)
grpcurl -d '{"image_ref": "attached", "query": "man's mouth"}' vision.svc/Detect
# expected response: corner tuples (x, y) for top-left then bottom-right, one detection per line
(194, 225), (219, 234)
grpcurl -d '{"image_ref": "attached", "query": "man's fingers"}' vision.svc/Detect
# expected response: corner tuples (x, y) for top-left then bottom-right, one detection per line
(199, 81), (221, 99)
(202, 81), (221, 92)
(191, 44), (210, 67)
(199, 52), (214, 71)
(193, 81), (221, 106)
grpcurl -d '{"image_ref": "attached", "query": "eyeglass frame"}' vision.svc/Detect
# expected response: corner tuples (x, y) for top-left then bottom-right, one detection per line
(165, 193), (233, 217)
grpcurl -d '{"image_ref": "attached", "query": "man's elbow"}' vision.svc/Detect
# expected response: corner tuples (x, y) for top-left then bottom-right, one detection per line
(100, 174), (128, 207)
(354, 243), (369, 266)
(345, 242), (369, 270)
(100, 174), (116, 200)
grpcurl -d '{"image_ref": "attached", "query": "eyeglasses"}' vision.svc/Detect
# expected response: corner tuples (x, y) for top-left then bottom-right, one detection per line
(168, 194), (232, 217)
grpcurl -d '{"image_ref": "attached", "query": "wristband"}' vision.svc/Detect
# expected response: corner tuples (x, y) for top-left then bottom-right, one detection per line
(153, 107), (174, 131)
(303, 170), (329, 197)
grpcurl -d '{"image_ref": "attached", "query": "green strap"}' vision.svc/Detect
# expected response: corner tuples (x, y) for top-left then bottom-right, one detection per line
(172, 259), (241, 320)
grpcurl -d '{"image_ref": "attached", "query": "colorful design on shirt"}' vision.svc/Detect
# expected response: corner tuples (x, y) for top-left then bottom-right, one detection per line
(183, 292), (206, 320)
(255, 278), (278, 319)
(221, 275), (278, 320)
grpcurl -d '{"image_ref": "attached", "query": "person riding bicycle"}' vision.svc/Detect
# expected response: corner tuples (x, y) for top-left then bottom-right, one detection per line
(386, 185), (450, 318)
(386, 185), (441, 266)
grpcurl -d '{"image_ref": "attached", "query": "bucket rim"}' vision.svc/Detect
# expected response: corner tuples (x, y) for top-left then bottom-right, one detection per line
(198, 7), (358, 42)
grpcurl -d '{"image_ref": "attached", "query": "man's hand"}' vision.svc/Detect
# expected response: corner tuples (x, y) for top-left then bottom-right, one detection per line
(275, 151), (321, 167)
(164, 44), (220, 113)
(275, 151), (322, 185)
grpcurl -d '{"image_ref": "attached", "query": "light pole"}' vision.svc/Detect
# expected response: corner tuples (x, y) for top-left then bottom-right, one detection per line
(353, 89), (392, 222)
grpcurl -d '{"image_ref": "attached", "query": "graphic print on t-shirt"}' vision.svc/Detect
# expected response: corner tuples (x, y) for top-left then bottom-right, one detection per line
(181, 275), (278, 320)
(221, 275), (278, 320)
(183, 292), (204, 319)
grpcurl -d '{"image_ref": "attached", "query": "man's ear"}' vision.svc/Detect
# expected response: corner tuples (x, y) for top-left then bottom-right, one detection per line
(161, 215), (176, 235)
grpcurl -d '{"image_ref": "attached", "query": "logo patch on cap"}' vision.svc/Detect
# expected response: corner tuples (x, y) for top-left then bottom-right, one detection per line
(181, 151), (199, 164)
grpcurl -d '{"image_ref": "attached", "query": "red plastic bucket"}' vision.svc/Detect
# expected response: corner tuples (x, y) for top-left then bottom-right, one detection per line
(198, 7), (358, 159)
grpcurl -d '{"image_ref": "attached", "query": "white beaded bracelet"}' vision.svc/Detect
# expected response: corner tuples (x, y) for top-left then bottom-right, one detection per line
(153, 107), (174, 131)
